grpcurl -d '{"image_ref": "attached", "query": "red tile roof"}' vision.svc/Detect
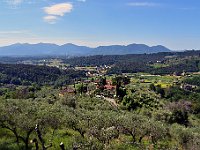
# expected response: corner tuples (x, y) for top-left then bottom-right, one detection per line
(104, 85), (116, 90)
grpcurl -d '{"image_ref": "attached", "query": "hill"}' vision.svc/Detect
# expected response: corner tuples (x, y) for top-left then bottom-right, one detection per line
(63, 50), (200, 75)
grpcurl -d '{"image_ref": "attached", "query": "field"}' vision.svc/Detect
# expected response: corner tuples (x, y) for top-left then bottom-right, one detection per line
(127, 73), (181, 89)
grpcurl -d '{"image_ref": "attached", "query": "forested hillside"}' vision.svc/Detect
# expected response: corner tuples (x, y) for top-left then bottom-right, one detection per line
(63, 51), (200, 75)
(0, 64), (86, 86)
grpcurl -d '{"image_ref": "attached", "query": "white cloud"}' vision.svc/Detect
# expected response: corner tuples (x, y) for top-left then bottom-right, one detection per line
(43, 2), (73, 24)
(43, 3), (73, 16)
(43, 15), (58, 24)
(127, 2), (159, 7)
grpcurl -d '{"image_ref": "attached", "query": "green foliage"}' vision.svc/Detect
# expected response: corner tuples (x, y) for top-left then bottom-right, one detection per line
(149, 83), (156, 91)
(170, 124), (200, 150)
(167, 101), (191, 126)
(122, 90), (160, 111)
(112, 76), (130, 86)
(76, 83), (87, 94)
(155, 85), (165, 98)
(0, 64), (86, 86)
(165, 86), (189, 101)
(1, 57), (200, 149)
(60, 96), (76, 109)
(99, 77), (107, 86)
(184, 75), (200, 86)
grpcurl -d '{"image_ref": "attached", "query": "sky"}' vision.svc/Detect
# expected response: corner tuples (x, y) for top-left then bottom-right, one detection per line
(0, 0), (200, 50)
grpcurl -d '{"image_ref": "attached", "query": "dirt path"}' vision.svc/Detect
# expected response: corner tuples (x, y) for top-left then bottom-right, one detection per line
(104, 97), (118, 107)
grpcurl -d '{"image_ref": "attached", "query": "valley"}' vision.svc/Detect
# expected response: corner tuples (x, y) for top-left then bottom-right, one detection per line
(0, 51), (200, 149)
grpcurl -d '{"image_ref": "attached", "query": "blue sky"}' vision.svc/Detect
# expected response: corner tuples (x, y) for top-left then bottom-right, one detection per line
(0, 0), (200, 50)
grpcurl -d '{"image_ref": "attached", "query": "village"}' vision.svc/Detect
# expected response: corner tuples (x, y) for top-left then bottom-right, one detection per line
(58, 65), (199, 107)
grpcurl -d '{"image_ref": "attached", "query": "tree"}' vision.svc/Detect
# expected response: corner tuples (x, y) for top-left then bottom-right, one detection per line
(122, 90), (160, 111)
(156, 85), (165, 98)
(170, 124), (200, 150)
(116, 113), (157, 144)
(0, 99), (38, 150)
(77, 83), (87, 94)
(0, 99), (65, 150)
(99, 77), (107, 86)
(149, 83), (156, 91)
(167, 101), (191, 126)
(61, 96), (76, 109)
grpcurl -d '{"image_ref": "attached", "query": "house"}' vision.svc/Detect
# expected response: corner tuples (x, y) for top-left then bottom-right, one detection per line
(59, 87), (76, 97)
(106, 80), (112, 85)
(95, 79), (116, 90)
(104, 80), (116, 90)
(94, 80), (100, 85)
(104, 85), (116, 90)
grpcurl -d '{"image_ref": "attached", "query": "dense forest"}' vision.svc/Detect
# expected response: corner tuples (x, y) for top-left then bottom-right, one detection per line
(63, 52), (170, 66)
(0, 64), (86, 86)
(62, 51), (200, 75)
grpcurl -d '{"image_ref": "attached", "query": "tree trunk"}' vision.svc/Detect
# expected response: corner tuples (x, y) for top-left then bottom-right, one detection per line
(131, 133), (136, 143)
(24, 129), (34, 150)
(33, 139), (39, 150)
(60, 142), (65, 150)
(35, 124), (46, 150)
(139, 136), (143, 143)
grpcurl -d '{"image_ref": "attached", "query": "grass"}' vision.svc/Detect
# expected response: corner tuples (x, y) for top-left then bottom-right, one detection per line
(129, 74), (181, 89)
(75, 66), (97, 71)
(150, 63), (169, 69)
(45, 129), (81, 150)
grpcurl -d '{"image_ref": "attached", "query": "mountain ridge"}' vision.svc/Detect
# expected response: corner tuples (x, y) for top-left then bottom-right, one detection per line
(0, 43), (171, 56)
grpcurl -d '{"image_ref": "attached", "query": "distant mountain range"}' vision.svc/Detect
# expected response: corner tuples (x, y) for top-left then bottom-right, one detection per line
(0, 43), (171, 56)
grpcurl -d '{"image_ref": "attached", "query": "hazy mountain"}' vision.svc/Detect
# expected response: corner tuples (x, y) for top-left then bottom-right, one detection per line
(59, 43), (93, 56)
(93, 44), (171, 55)
(0, 43), (171, 56)
(0, 43), (58, 56)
